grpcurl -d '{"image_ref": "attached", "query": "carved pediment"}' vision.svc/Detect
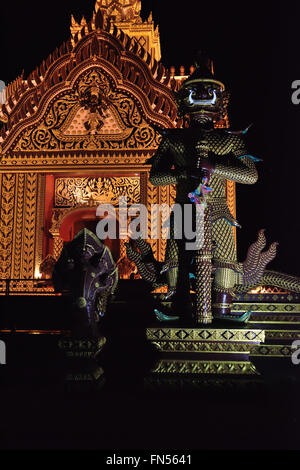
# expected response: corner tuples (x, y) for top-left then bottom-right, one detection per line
(0, 17), (179, 161)
(54, 175), (140, 206)
(12, 69), (161, 152)
(59, 105), (128, 137)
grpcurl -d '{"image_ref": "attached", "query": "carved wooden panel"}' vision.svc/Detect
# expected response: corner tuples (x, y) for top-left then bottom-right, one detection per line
(21, 173), (38, 278)
(13, 70), (162, 153)
(54, 176), (140, 207)
(12, 174), (25, 278)
(0, 173), (16, 278)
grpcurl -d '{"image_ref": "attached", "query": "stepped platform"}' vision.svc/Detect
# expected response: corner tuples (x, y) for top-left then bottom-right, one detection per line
(145, 295), (300, 385)
(146, 326), (264, 376)
(233, 296), (300, 362)
(0, 281), (300, 389)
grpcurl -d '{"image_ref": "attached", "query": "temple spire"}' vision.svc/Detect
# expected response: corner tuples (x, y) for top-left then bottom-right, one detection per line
(95, 0), (142, 22)
(70, 1), (161, 62)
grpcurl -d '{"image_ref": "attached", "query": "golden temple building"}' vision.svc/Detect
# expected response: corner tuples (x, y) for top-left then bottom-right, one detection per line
(0, 0), (235, 292)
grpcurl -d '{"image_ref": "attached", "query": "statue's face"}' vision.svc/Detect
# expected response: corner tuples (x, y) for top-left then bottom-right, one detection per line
(177, 80), (226, 120)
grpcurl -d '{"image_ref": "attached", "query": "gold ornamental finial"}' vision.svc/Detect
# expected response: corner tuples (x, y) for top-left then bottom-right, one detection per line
(71, 14), (78, 27)
(70, 14), (87, 39)
(70, 0), (161, 62)
(94, 0), (142, 23)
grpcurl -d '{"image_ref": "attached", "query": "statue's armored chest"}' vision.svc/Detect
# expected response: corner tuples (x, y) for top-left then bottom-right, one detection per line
(203, 132), (232, 155)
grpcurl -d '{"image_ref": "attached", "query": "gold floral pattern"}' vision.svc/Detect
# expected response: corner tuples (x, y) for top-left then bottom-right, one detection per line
(55, 176), (140, 206)
(13, 70), (161, 152)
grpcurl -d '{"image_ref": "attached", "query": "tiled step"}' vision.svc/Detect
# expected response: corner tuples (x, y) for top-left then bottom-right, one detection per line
(146, 326), (264, 376)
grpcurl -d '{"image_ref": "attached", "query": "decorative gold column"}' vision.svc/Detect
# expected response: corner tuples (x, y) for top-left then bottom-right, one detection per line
(119, 239), (128, 260)
(49, 208), (66, 261)
(0, 173), (16, 279)
(146, 176), (176, 264)
(147, 178), (160, 262)
(11, 174), (25, 278)
(21, 173), (39, 279)
(0, 172), (42, 280)
(53, 237), (64, 260)
(34, 175), (46, 276)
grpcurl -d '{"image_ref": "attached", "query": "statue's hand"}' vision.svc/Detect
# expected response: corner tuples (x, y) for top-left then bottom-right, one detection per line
(173, 168), (192, 181)
(185, 167), (204, 180)
(182, 153), (216, 182)
(199, 157), (215, 181)
(175, 159), (215, 182)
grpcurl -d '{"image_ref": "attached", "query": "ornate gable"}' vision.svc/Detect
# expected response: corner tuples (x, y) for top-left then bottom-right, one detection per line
(12, 69), (161, 153)
(95, 0), (142, 22)
(0, 6), (179, 171)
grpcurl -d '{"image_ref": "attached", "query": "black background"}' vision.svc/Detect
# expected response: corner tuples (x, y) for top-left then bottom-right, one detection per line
(1, 0), (299, 274)
(1, 1), (300, 452)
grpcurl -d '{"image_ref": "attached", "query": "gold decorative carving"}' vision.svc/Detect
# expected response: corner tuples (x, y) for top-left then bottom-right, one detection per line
(248, 286), (290, 294)
(53, 237), (64, 260)
(55, 176), (140, 206)
(146, 327), (265, 343)
(12, 174), (25, 278)
(265, 330), (300, 341)
(13, 70), (161, 152)
(151, 341), (252, 354)
(0, 152), (152, 171)
(50, 204), (99, 237)
(0, 174), (16, 278)
(0, 10), (183, 287)
(35, 174), (46, 276)
(0, 279), (54, 295)
(250, 344), (293, 358)
(0, 172), (41, 280)
(116, 255), (138, 279)
(147, 178), (160, 261)
(232, 302), (300, 313)
(151, 359), (259, 375)
(158, 185), (169, 260)
(22, 173), (38, 278)
(249, 314), (300, 323)
(226, 179), (236, 244)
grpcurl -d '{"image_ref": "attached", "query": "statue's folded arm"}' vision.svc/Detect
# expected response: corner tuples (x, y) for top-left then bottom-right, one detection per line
(149, 137), (182, 187)
(214, 155), (258, 184)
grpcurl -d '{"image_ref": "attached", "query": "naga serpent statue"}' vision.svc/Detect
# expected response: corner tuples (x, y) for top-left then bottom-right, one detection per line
(53, 229), (118, 337)
(126, 53), (300, 324)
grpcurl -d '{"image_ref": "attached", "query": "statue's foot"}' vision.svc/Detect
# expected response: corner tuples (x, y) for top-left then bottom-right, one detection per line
(154, 309), (180, 322)
(213, 310), (251, 324)
(154, 292), (195, 324)
(212, 292), (251, 323)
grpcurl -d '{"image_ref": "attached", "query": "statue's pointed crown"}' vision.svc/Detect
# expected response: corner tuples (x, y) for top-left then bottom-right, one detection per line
(183, 51), (225, 90)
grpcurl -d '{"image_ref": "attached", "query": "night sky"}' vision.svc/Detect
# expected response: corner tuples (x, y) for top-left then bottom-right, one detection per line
(1, 1), (299, 275)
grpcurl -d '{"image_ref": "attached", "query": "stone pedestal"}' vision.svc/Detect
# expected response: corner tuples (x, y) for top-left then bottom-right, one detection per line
(146, 326), (265, 377)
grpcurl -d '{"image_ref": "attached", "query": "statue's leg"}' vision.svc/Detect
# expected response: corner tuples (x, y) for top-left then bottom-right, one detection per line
(165, 236), (179, 299)
(164, 219), (193, 319)
(211, 219), (237, 317)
